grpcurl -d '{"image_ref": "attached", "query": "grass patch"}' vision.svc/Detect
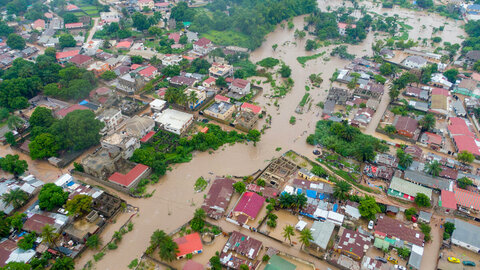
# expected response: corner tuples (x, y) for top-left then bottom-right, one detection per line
(299, 93), (310, 107)
(201, 30), (251, 49)
(194, 177), (208, 192)
(297, 52), (326, 67)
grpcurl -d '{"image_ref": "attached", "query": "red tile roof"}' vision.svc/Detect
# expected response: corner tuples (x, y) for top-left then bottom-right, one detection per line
(194, 37), (211, 47)
(204, 77), (216, 85)
(23, 214), (56, 234)
(448, 117), (475, 137)
(169, 33), (181, 43)
(116, 40), (132, 49)
(69, 54), (92, 65)
(138, 65), (158, 78)
(131, 64), (141, 70)
(65, 22), (83, 29)
(440, 190), (457, 210)
(140, 131), (155, 143)
(44, 12), (53, 19)
(174, 233), (203, 258)
(232, 78), (249, 89)
(432, 88), (450, 96)
(424, 132), (442, 145)
(155, 2), (169, 7)
(453, 186), (480, 211)
(338, 22), (356, 29)
(452, 135), (480, 156)
(472, 73), (480, 82)
(56, 50), (80, 60)
(395, 116), (418, 134)
(108, 164), (149, 187)
(56, 104), (90, 117)
(214, 95), (229, 103)
(241, 102), (262, 114)
(233, 191), (265, 219)
(33, 19), (45, 29)
(375, 215), (424, 246)
(66, 4), (79, 10)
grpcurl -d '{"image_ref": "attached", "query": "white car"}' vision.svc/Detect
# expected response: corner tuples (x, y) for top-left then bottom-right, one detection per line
(394, 265), (407, 270)
(368, 220), (374, 230)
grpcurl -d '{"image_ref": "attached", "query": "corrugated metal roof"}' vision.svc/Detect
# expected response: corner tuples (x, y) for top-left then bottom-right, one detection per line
(389, 177), (433, 199)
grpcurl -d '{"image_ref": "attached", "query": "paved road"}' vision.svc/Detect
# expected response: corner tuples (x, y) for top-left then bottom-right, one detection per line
(365, 81), (392, 135)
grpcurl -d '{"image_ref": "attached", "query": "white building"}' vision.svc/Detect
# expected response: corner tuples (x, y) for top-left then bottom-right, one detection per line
(101, 133), (140, 159)
(403, 56), (428, 69)
(154, 109), (194, 135)
(150, 99), (167, 112)
(451, 218), (480, 253)
(185, 88), (207, 110)
(97, 108), (123, 135)
(230, 78), (251, 96)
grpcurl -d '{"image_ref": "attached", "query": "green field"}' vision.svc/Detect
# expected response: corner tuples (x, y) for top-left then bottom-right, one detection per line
(201, 30), (251, 49)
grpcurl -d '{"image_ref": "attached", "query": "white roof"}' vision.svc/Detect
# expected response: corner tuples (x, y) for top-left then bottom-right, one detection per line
(150, 99), (166, 108)
(344, 205), (361, 219)
(155, 109), (193, 133)
(6, 248), (36, 264)
(411, 244), (424, 255)
(283, 185), (295, 195)
(295, 220), (307, 231)
(55, 174), (73, 187)
(313, 208), (328, 219)
(327, 211), (345, 225)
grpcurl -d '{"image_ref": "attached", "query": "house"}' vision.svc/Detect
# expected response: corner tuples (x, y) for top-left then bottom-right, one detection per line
(150, 99), (167, 112)
(404, 145), (423, 160)
(202, 178), (235, 219)
(219, 231), (262, 269)
(451, 218), (480, 253)
(116, 39), (133, 50)
(465, 50), (480, 65)
(102, 133), (139, 159)
(404, 86), (429, 100)
(379, 48), (394, 59)
(97, 108), (123, 135)
(265, 255), (296, 270)
(174, 233), (203, 259)
(138, 0), (154, 10)
(32, 19), (45, 31)
(374, 214), (424, 247)
(65, 22), (84, 29)
(56, 104), (91, 118)
(108, 164), (150, 188)
(215, 95), (230, 103)
(154, 109), (194, 135)
(351, 107), (375, 127)
(23, 212), (68, 234)
(193, 38), (213, 55)
(394, 116), (419, 139)
(82, 39), (103, 56)
(374, 153), (397, 168)
(418, 211), (432, 223)
(99, 11), (120, 24)
(451, 99), (467, 117)
(138, 65), (158, 80)
(409, 100), (429, 112)
(240, 102), (262, 115)
(335, 229), (371, 260)
(447, 117), (480, 156)
(420, 132), (442, 149)
(204, 101), (235, 121)
(154, 2), (170, 10)
(88, 61), (110, 75)
(452, 186), (480, 212)
(456, 78), (479, 95)
(403, 56), (427, 69)
(388, 177), (433, 202)
(407, 245), (424, 270)
(209, 62), (233, 78)
(170, 76), (198, 87)
(337, 22), (356, 36)
(117, 73), (146, 94)
(66, 4), (80, 11)
(230, 78), (251, 96)
(203, 77), (216, 87)
(310, 221), (335, 250)
(68, 54), (94, 68)
(439, 190), (457, 211)
(124, 115), (155, 138)
(232, 191), (265, 222)
(56, 50), (80, 63)
(168, 33), (180, 43)
(430, 87), (450, 115)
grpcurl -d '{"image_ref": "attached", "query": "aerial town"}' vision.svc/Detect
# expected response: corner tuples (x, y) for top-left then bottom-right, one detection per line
(0, 0), (479, 269)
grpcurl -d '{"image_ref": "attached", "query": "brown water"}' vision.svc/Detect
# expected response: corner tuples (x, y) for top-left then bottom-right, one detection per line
(0, 1), (463, 269)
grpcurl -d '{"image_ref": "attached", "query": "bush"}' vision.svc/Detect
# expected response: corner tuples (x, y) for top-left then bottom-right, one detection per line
(93, 252), (105, 262)
(108, 242), (118, 250)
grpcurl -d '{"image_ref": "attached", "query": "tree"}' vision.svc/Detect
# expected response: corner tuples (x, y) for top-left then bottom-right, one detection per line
(311, 165), (327, 177)
(4, 132), (15, 146)
(100, 70), (117, 81)
(233, 181), (246, 194)
(0, 154), (28, 176)
(443, 69), (458, 83)
(415, 193), (431, 207)
(396, 149), (413, 169)
(38, 183), (69, 211)
(65, 195), (92, 217)
(59, 34), (76, 48)
(444, 222), (455, 235)
(299, 228), (313, 249)
(333, 180), (351, 200)
(17, 232), (36, 250)
(62, 13), (78, 24)
(279, 64), (291, 78)
(86, 235), (100, 249)
(272, 44), (278, 51)
(356, 144), (375, 162)
(282, 225), (295, 244)
(379, 63), (396, 76)
(425, 160), (441, 176)
(41, 224), (59, 248)
(29, 107), (54, 128)
(131, 55), (143, 64)
(404, 207), (417, 221)
(358, 195), (381, 220)
(2, 188), (28, 209)
(51, 256), (74, 270)
(149, 230), (167, 251)
(7, 115), (23, 131)
(396, 247), (411, 259)
(384, 125), (396, 135)
(29, 133), (60, 159)
(1, 262), (31, 270)
(209, 255), (222, 270)
(170, 2), (195, 22)
(6, 34), (25, 50)
(158, 237), (179, 262)
(419, 113), (436, 131)
(7, 212), (26, 231)
(457, 177), (473, 189)
(216, 76), (227, 87)
(247, 129), (261, 146)
(457, 150), (474, 164)
(417, 0), (433, 8)
(305, 39), (316, 51)
(190, 208), (206, 231)
(132, 12), (150, 31)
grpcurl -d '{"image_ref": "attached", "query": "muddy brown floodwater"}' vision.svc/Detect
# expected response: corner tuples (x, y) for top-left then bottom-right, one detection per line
(0, 1), (461, 269)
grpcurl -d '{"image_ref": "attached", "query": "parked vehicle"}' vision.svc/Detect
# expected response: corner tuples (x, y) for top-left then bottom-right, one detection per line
(375, 257), (387, 263)
(394, 266), (406, 270)
(387, 257), (398, 264)
(447, 257), (460, 263)
(368, 220), (374, 230)
(462, 261), (476, 266)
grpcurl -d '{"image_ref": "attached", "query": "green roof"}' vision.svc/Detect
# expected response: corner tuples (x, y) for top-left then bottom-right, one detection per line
(265, 255), (296, 270)
(374, 237), (390, 250)
(389, 177), (432, 199)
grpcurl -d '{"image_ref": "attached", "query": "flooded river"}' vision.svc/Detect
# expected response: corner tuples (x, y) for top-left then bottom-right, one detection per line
(0, 1), (466, 269)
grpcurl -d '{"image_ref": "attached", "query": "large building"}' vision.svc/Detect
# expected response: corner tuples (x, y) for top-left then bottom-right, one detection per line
(108, 164), (150, 188)
(310, 220), (335, 250)
(374, 214), (424, 248)
(173, 233), (203, 259)
(335, 228), (372, 260)
(202, 178), (235, 219)
(204, 101), (235, 121)
(232, 192), (265, 223)
(451, 218), (480, 253)
(388, 177), (433, 202)
(154, 109), (194, 135)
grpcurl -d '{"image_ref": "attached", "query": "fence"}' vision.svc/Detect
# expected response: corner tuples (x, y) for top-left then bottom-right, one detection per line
(72, 171), (132, 195)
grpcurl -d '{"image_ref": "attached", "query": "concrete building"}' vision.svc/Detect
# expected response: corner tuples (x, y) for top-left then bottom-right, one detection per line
(101, 133), (140, 159)
(193, 37), (213, 55)
(204, 101), (235, 121)
(388, 177), (433, 202)
(108, 164), (150, 188)
(451, 218), (480, 253)
(149, 99), (167, 113)
(337, 22), (356, 36)
(230, 78), (251, 96)
(403, 56), (428, 69)
(185, 88), (206, 110)
(154, 109), (194, 135)
(310, 221), (335, 250)
(124, 115), (155, 138)
(208, 62), (233, 78)
(97, 108), (123, 135)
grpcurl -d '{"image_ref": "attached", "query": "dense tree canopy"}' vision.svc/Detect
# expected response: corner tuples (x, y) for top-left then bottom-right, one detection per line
(0, 154), (28, 176)
(65, 195), (92, 217)
(6, 33), (25, 50)
(38, 183), (69, 211)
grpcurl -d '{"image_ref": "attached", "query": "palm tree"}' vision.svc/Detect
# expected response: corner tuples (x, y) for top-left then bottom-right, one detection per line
(294, 193), (307, 211)
(279, 193), (294, 209)
(398, 153), (413, 169)
(41, 224), (59, 248)
(150, 229), (167, 249)
(7, 115), (23, 131)
(282, 225), (295, 244)
(188, 91), (198, 110)
(333, 181), (352, 201)
(158, 237), (179, 262)
(193, 208), (206, 221)
(2, 188), (28, 209)
(299, 228), (313, 249)
(425, 160), (442, 176)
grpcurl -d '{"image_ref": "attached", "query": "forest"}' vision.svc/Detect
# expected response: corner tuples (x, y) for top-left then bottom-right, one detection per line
(173, 0), (317, 49)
